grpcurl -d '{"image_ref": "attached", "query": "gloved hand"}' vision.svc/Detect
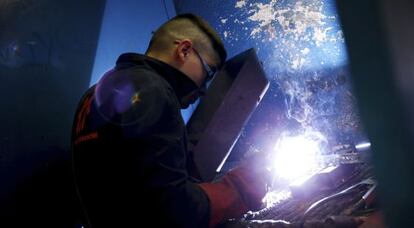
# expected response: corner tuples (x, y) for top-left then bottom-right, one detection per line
(199, 153), (270, 227)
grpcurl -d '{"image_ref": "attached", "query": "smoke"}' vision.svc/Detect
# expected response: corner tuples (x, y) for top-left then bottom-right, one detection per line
(223, 0), (359, 147)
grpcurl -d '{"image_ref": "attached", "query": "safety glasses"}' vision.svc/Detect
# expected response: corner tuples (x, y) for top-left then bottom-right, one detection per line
(192, 48), (217, 82)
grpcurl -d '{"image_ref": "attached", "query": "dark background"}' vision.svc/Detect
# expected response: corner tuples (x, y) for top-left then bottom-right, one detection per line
(0, 0), (105, 226)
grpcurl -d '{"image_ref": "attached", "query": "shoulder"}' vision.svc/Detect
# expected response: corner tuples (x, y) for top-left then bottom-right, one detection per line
(94, 67), (180, 128)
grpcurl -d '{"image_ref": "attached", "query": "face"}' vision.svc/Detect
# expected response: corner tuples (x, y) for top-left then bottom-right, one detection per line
(172, 39), (219, 108)
(174, 39), (218, 88)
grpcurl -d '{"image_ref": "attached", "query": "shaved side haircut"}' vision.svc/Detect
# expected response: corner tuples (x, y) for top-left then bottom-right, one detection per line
(146, 13), (227, 67)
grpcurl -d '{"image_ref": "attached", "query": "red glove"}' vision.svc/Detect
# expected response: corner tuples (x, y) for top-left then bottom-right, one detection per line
(199, 156), (269, 227)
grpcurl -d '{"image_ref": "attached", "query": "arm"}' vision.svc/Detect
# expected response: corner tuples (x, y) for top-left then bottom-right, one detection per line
(127, 81), (268, 227)
(199, 158), (269, 227)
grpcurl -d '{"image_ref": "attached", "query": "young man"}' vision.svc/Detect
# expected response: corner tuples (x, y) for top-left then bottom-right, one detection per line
(72, 13), (268, 228)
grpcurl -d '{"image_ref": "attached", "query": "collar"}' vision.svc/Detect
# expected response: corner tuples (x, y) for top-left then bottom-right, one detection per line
(115, 53), (199, 106)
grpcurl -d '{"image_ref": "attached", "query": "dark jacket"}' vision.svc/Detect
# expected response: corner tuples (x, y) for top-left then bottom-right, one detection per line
(71, 53), (210, 228)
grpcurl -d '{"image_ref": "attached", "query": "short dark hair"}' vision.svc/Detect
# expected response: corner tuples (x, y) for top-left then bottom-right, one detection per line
(146, 13), (227, 67)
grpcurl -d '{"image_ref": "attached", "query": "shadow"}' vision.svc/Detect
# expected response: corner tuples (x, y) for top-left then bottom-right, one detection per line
(2, 148), (82, 228)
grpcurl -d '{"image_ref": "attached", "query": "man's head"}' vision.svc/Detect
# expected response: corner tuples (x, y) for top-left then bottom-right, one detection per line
(145, 14), (227, 88)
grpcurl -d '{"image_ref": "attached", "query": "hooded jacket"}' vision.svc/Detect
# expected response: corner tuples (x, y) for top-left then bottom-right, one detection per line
(71, 53), (267, 228)
(72, 53), (210, 228)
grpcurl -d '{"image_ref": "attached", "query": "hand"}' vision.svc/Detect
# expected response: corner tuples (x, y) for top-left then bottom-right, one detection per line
(227, 153), (271, 210)
(198, 152), (271, 227)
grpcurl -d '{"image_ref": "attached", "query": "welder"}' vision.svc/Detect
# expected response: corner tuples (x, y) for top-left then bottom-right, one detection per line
(71, 13), (269, 228)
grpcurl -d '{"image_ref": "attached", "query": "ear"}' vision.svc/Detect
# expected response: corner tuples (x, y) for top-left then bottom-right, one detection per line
(175, 39), (193, 62)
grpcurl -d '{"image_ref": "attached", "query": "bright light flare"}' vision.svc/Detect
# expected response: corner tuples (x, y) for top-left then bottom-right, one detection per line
(262, 190), (292, 208)
(271, 135), (321, 181)
(355, 142), (371, 150)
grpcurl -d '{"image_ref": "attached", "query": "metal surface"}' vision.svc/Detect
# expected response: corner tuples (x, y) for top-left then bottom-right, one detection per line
(243, 162), (376, 222)
(187, 49), (269, 181)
